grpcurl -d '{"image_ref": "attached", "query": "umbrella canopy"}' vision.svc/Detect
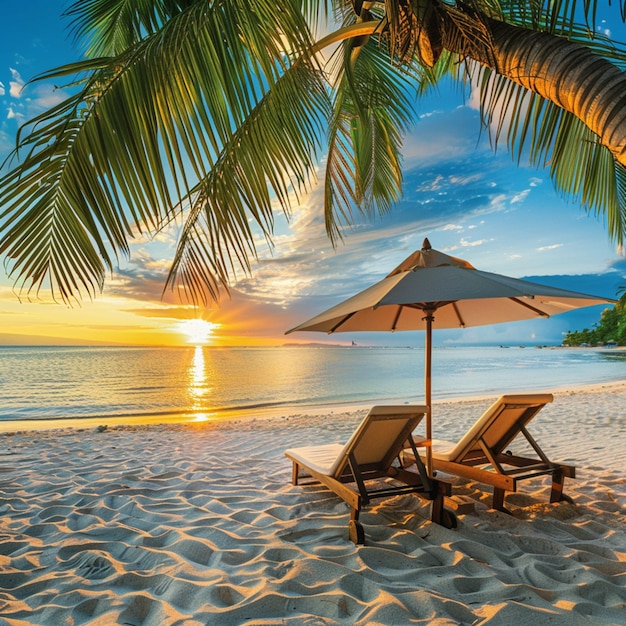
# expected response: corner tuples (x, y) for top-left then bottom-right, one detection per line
(287, 239), (611, 333)
(286, 238), (615, 474)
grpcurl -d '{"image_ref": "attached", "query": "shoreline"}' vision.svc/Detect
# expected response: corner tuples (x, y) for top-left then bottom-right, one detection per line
(2, 378), (625, 435)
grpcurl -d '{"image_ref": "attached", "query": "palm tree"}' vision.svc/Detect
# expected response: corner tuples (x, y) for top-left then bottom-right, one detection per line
(1, 0), (625, 305)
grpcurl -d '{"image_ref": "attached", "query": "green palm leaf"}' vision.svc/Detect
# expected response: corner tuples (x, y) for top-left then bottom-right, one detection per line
(167, 59), (330, 304)
(1, 0), (322, 302)
(324, 37), (417, 241)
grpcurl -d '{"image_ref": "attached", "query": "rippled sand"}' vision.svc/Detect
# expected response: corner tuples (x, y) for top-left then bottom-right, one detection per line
(0, 384), (624, 624)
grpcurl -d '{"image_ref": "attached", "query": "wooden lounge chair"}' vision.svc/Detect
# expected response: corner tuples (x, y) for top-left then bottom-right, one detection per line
(402, 394), (576, 512)
(285, 405), (457, 544)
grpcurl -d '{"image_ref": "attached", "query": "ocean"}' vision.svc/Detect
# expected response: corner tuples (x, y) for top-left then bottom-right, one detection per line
(0, 345), (624, 424)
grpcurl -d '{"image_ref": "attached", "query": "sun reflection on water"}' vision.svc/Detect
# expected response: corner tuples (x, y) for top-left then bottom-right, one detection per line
(188, 346), (215, 421)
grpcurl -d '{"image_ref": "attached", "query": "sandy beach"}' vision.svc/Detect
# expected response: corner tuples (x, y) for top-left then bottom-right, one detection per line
(0, 383), (625, 625)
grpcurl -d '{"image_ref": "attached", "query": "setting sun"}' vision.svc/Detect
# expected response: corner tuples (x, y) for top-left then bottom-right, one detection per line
(177, 319), (220, 345)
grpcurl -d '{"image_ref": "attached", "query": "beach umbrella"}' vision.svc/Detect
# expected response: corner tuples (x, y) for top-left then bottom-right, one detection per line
(286, 238), (614, 474)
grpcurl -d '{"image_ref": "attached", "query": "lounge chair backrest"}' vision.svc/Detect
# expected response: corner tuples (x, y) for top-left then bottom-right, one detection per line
(447, 394), (553, 461)
(331, 405), (428, 477)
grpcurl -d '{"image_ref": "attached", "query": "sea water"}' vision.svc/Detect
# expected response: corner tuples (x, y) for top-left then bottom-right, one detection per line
(0, 345), (624, 423)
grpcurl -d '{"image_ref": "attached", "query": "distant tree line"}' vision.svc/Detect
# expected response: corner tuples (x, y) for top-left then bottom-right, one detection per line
(562, 291), (626, 346)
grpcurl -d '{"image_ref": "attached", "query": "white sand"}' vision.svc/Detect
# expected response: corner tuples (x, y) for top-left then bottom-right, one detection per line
(0, 384), (624, 625)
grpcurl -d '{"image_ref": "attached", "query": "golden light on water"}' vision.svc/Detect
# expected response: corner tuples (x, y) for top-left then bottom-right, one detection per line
(188, 346), (217, 422)
(191, 345), (206, 393)
(177, 319), (220, 345)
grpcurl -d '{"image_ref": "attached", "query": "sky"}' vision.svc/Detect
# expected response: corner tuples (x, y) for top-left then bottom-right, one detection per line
(1, 1), (625, 348)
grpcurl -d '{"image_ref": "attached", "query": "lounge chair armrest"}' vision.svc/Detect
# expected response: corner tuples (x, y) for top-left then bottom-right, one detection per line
(407, 436), (430, 448)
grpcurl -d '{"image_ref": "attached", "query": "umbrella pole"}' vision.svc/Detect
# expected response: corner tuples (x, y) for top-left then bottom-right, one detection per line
(424, 308), (435, 477)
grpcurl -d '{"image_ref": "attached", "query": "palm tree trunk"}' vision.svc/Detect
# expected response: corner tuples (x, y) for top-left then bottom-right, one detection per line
(317, 20), (626, 166)
(445, 18), (626, 166)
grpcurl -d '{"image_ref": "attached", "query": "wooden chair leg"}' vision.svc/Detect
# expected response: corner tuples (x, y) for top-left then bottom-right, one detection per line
(430, 482), (444, 525)
(291, 462), (300, 485)
(429, 482), (457, 529)
(549, 468), (565, 503)
(492, 487), (506, 511)
(348, 508), (365, 544)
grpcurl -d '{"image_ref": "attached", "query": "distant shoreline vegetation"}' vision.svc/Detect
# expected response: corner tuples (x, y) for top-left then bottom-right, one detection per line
(562, 293), (626, 347)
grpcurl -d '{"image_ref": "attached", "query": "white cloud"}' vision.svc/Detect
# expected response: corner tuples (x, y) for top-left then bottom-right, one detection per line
(510, 189), (530, 204)
(485, 193), (509, 213)
(417, 174), (445, 192)
(9, 68), (24, 98)
(29, 83), (66, 109)
(402, 106), (488, 166)
(460, 238), (488, 248)
(449, 174), (481, 186)
(1, 73), (66, 125)
(598, 20), (611, 37)
(538, 244), (563, 252)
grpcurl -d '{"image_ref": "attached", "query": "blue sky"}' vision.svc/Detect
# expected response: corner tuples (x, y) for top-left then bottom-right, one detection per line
(1, 1), (625, 346)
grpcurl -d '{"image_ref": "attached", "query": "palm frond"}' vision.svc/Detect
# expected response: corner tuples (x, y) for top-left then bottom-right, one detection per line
(497, 0), (626, 67)
(475, 64), (626, 240)
(498, 0), (625, 37)
(64, 0), (192, 56)
(166, 60), (330, 305)
(1, 0), (319, 303)
(323, 37), (416, 242)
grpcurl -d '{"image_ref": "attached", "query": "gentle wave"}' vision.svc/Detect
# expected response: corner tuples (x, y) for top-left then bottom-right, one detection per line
(0, 345), (624, 422)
